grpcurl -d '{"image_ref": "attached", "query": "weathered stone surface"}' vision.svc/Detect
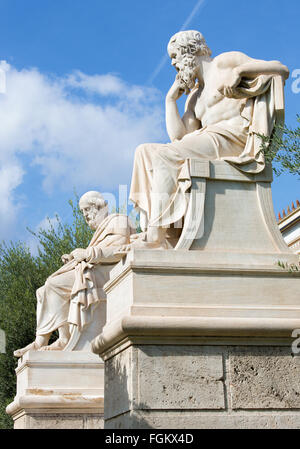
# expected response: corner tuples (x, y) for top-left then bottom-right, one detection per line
(103, 343), (300, 429)
(85, 415), (104, 429)
(229, 347), (300, 409)
(137, 345), (225, 410)
(105, 345), (225, 422)
(14, 413), (104, 429)
(16, 414), (84, 429)
(14, 415), (27, 429)
(105, 347), (132, 419)
(106, 410), (300, 429)
(6, 351), (104, 429)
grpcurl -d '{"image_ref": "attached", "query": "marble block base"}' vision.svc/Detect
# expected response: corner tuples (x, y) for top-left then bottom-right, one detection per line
(6, 351), (104, 429)
(92, 250), (300, 429)
(103, 342), (300, 429)
(92, 160), (300, 428)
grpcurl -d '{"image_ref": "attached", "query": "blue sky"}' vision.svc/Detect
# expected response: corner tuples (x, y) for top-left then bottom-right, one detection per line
(0, 0), (299, 247)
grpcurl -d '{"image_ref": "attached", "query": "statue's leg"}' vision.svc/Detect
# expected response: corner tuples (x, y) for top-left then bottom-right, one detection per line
(14, 270), (76, 357)
(39, 323), (70, 351)
(127, 133), (221, 248)
(13, 333), (51, 357)
(146, 226), (168, 244)
(37, 271), (75, 351)
(36, 274), (74, 333)
(129, 143), (165, 229)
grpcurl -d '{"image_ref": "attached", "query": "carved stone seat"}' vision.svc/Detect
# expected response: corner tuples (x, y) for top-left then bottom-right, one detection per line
(175, 159), (295, 266)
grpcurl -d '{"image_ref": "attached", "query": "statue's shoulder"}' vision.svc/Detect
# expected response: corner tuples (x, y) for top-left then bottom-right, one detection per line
(106, 213), (126, 223)
(108, 213), (127, 219)
(106, 213), (132, 228)
(214, 51), (252, 69)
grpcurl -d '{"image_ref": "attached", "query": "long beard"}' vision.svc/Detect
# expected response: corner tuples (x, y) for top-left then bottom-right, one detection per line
(85, 211), (98, 230)
(87, 208), (107, 230)
(177, 54), (197, 91)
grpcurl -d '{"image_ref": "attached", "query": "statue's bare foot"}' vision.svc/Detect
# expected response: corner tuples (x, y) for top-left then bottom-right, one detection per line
(39, 338), (69, 351)
(115, 235), (171, 256)
(14, 341), (43, 358)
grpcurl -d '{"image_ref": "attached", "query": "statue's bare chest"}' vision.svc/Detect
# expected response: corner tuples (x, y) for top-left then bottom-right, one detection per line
(194, 84), (224, 122)
(194, 67), (241, 124)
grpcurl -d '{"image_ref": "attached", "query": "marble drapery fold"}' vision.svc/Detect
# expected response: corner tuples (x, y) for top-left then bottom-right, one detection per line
(129, 75), (280, 230)
(222, 74), (276, 173)
(36, 214), (134, 333)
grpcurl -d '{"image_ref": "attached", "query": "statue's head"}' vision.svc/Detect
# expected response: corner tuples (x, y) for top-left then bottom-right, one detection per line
(167, 30), (212, 89)
(168, 30), (211, 59)
(79, 191), (108, 230)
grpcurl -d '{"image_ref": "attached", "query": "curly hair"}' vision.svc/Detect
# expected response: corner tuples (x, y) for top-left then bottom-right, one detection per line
(167, 30), (212, 58)
(79, 191), (107, 210)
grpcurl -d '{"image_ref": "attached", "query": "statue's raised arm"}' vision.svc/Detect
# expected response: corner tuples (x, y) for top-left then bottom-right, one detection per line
(124, 30), (289, 251)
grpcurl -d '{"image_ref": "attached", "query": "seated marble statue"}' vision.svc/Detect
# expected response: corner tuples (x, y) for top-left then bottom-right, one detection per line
(126, 30), (289, 250)
(14, 191), (135, 356)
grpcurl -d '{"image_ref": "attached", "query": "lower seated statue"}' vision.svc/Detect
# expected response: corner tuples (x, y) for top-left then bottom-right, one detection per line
(14, 191), (135, 357)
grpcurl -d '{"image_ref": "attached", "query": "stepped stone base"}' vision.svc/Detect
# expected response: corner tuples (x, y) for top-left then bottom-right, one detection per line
(92, 247), (300, 429)
(6, 351), (104, 429)
(13, 412), (103, 430)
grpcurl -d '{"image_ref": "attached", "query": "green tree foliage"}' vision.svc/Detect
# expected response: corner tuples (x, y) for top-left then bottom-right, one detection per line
(0, 198), (93, 428)
(259, 116), (300, 177)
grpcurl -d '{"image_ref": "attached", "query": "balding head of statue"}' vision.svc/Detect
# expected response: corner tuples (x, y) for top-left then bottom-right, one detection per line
(167, 30), (212, 90)
(79, 191), (108, 230)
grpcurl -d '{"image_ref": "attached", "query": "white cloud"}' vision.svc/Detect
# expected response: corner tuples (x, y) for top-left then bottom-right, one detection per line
(0, 61), (166, 240)
(66, 71), (128, 96)
(0, 162), (24, 238)
(66, 70), (159, 104)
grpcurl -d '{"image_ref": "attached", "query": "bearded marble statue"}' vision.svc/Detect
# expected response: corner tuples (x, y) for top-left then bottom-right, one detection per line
(125, 30), (289, 251)
(14, 191), (135, 356)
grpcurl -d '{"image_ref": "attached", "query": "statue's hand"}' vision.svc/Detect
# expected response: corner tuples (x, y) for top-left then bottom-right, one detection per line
(218, 68), (241, 98)
(166, 76), (187, 101)
(71, 248), (88, 263)
(130, 232), (146, 242)
(61, 253), (73, 264)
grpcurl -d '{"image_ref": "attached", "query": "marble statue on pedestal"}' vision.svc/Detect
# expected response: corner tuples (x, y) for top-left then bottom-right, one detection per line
(8, 29), (300, 431)
(90, 32), (300, 430)
(126, 30), (289, 250)
(14, 191), (135, 357)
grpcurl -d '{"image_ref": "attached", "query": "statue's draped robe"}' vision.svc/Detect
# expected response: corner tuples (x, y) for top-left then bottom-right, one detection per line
(36, 214), (134, 334)
(129, 74), (277, 230)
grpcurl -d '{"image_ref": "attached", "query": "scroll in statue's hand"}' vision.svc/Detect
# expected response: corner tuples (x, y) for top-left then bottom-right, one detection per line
(218, 68), (241, 98)
(71, 248), (89, 263)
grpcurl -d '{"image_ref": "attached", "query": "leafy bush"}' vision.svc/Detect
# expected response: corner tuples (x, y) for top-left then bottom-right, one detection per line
(259, 116), (300, 177)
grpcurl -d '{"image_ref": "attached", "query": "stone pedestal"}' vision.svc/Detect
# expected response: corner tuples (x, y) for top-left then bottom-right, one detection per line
(6, 351), (104, 429)
(92, 160), (300, 428)
(92, 250), (300, 428)
(100, 341), (300, 429)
